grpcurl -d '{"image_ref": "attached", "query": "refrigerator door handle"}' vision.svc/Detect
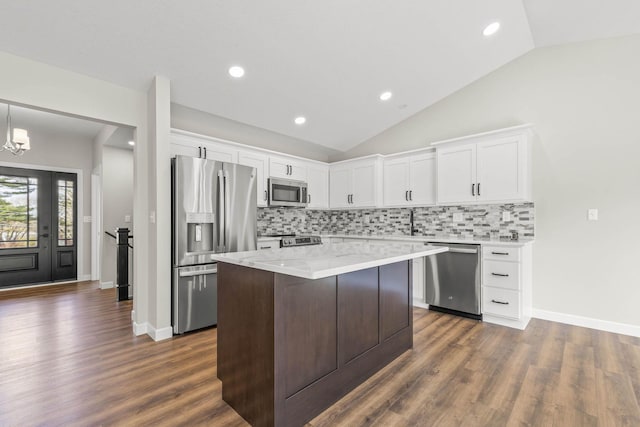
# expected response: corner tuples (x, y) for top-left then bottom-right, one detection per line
(224, 170), (231, 249)
(218, 170), (225, 249)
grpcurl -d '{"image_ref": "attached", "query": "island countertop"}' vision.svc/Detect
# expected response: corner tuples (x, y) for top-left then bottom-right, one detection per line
(210, 241), (448, 279)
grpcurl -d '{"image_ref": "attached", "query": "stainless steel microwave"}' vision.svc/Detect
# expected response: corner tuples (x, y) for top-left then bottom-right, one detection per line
(268, 177), (308, 207)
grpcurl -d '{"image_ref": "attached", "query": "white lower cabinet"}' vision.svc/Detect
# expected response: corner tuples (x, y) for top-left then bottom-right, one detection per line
(257, 239), (280, 250)
(482, 244), (532, 329)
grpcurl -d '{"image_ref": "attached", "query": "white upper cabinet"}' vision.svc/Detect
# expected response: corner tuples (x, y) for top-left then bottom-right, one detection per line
(383, 151), (436, 206)
(238, 150), (269, 207)
(306, 164), (329, 209)
(330, 156), (382, 209)
(269, 156), (308, 181)
(170, 132), (238, 163)
(435, 125), (532, 205)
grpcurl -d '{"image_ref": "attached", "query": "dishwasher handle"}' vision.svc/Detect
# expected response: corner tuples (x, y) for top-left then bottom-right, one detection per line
(447, 247), (478, 254)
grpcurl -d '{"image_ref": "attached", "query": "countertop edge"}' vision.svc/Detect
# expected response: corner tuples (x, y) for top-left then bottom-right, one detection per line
(212, 244), (448, 279)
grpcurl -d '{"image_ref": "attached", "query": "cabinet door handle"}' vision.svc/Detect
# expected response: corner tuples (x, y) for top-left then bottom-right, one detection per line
(409, 190), (412, 201)
(491, 299), (509, 305)
(203, 147), (207, 158)
(477, 182), (480, 196)
(472, 183), (475, 196)
(308, 194), (311, 203)
(491, 273), (509, 277)
(199, 146), (202, 158)
(351, 194), (354, 204)
(259, 246), (271, 250)
(405, 190), (409, 201)
(264, 190), (268, 201)
(491, 251), (509, 255)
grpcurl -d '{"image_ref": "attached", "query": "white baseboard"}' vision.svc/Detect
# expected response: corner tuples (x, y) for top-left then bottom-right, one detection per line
(148, 325), (173, 341)
(100, 281), (114, 289)
(132, 320), (173, 341)
(533, 308), (640, 338)
(132, 321), (147, 336)
(79, 274), (91, 281)
(413, 300), (429, 310)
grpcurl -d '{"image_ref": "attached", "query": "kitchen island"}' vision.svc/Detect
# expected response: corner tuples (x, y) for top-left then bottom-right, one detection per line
(212, 242), (447, 427)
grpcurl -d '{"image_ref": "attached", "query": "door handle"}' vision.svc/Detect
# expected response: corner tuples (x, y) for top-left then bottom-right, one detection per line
(477, 183), (480, 196)
(409, 190), (412, 201)
(40, 233), (49, 238)
(308, 194), (311, 203)
(491, 272), (509, 277)
(264, 190), (268, 201)
(472, 183), (475, 196)
(405, 190), (409, 201)
(179, 267), (218, 277)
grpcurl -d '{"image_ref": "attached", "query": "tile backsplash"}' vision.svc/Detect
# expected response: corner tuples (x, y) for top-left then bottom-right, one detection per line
(258, 202), (534, 240)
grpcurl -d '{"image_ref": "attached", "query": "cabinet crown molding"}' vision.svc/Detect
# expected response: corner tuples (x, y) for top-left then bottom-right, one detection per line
(430, 124), (534, 148)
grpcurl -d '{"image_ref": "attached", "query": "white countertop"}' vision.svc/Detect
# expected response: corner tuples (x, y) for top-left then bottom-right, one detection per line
(212, 241), (448, 280)
(258, 234), (534, 247)
(322, 234), (534, 247)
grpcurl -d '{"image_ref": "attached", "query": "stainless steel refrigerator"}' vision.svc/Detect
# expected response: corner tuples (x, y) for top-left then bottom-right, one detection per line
(171, 155), (257, 334)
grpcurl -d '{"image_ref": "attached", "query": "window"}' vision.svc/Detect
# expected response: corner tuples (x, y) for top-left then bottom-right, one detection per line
(57, 179), (74, 247)
(0, 175), (38, 249)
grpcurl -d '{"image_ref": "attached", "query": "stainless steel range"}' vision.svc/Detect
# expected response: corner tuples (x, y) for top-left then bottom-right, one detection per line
(280, 235), (322, 247)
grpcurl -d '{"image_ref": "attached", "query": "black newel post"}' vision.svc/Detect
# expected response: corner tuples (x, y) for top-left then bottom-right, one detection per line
(116, 227), (130, 301)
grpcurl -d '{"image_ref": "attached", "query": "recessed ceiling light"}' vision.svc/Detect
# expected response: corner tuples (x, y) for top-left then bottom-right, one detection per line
(128, 140), (135, 146)
(294, 116), (306, 125)
(228, 66), (245, 78)
(379, 91), (393, 101)
(483, 22), (500, 37)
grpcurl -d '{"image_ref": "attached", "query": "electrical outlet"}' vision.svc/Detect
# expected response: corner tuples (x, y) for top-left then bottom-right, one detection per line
(588, 209), (598, 221)
(502, 211), (511, 222)
(150, 211), (156, 224)
(124, 214), (131, 223)
(453, 213), (463, 222)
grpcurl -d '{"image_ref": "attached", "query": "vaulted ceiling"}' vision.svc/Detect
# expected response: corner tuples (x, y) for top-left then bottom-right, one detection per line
(1, 0), (639, 152)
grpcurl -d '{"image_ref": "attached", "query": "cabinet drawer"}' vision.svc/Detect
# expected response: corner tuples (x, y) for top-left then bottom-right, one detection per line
(483, 287), (521, 319)
(257, 240), (280, 250)
(483, 260), (520, 290)
(483, 245), (521, 262)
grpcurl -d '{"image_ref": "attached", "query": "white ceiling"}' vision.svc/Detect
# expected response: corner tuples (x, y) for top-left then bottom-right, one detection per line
(1, 0), (638, 153)
(0, 104), (133, 151)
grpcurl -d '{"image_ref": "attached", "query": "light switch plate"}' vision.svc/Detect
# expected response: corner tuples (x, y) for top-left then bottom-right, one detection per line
(150, 211), (156, 224)
(83, 216), (92, 223)
(453, 213), (463, 222)
(124, 215), (131, 223)
(502, 211), (511, 222)
(588, 209), (598, 221)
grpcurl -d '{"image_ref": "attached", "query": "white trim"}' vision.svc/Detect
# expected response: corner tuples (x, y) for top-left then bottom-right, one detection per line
(148, 325), (173, 342)
(429, 123), (534, 147)
(0, 279), (86, 291)
(132, 321), (147, 336)
(100, 281), (114, 289)
(0, 160), (85, 280)
(91, 173), (102, 281)
(533, 308), (640, 338)
(413, 300), (429, 310)
(78, 274), (91, 281)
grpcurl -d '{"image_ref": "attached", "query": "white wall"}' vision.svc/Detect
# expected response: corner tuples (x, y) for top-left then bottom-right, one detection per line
(171, 103), (340, 162)
(0, 51), (156, 339)
(101, 146), (134, 287)
(337, 34), (640, 328)
(0, 130), (93, 279)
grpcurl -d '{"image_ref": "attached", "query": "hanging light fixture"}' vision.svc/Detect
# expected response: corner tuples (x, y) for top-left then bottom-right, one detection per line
(1, 104), (31, 155)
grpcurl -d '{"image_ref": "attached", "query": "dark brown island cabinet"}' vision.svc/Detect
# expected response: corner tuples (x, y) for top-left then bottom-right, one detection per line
(217, 260), (413, 427)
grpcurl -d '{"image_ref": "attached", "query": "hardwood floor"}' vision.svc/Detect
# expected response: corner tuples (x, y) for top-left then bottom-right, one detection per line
(1, 281), (639, 426)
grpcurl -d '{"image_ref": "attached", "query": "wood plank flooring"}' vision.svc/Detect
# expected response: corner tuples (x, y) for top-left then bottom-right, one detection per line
(1, 281), (639, 426)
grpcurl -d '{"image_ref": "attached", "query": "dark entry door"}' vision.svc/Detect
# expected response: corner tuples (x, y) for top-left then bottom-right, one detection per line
(0, 166), (77, 288)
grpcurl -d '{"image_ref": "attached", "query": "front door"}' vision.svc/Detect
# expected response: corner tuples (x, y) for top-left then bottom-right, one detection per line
(0, 166), (77, 288)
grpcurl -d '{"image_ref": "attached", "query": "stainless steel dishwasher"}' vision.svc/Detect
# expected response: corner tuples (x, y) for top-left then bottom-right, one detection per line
(425, 242), (481, 319)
